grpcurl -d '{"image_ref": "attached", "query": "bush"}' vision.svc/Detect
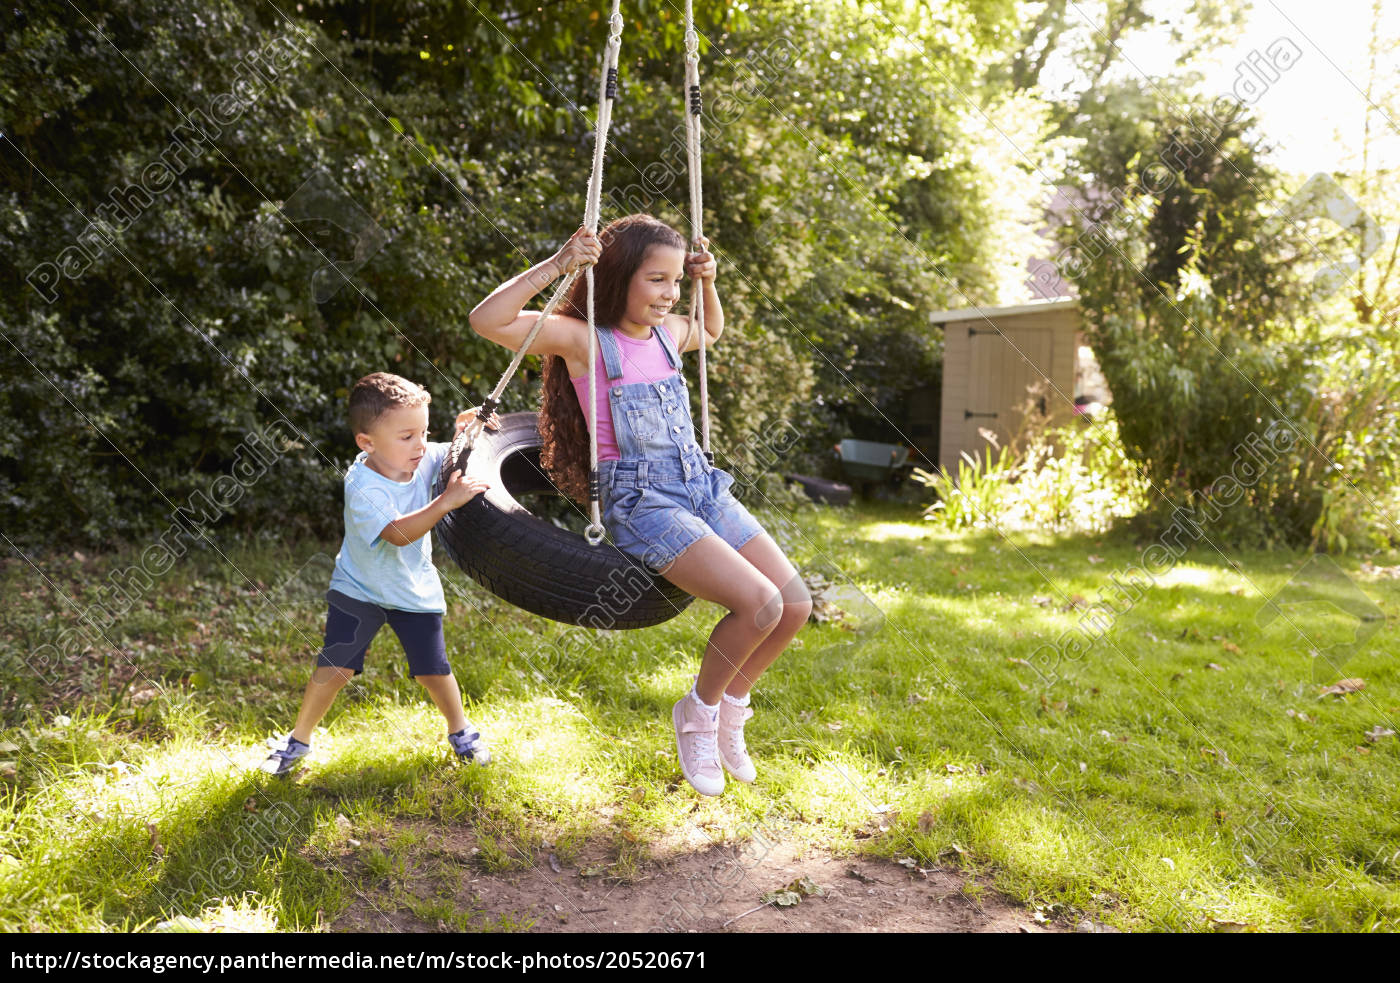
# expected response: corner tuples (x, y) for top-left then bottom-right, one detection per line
(916, 398), (1148, 534)
(1058, 84), (1400, 550)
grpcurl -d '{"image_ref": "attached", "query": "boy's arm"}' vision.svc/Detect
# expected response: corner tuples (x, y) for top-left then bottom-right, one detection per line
(379, 469), (490, 546)
(377, 497), (453, 548)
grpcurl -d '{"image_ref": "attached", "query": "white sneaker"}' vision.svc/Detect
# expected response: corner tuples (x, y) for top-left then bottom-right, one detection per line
(718, 699), (757, 783)
(259, 733), (310, 776)
(672, 693), (724, 796)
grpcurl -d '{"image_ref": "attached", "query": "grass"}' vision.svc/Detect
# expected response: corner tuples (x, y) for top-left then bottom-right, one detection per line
(1, 501), (1398, 932)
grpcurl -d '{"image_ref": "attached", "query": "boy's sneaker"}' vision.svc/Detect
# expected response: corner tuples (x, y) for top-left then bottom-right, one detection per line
(448, 726), (491, 765)
(717, 699), (757, 783)
(672, 693), (724, 796)
(259, 734), (311, 776)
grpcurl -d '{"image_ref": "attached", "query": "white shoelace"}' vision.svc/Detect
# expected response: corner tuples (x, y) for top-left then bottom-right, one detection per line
(690, 729), (718, 762)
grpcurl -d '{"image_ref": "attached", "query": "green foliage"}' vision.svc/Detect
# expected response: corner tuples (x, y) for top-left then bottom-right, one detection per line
(0, 0), (1032, 544)
(917, 407), (1148, 533)
(1058, 83), (1400, 550)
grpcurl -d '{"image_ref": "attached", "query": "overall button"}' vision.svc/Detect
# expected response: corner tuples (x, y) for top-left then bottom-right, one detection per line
(672, 425), (682, 434)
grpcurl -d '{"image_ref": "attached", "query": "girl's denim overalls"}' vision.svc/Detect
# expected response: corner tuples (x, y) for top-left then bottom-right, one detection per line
(594, 325), (764, 573)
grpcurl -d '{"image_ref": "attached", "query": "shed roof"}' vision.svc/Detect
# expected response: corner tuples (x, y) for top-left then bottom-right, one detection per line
(927, 297), (1078, 325)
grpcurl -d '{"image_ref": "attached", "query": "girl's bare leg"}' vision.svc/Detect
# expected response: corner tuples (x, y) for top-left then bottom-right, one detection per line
(724, 534), (811, 698)
(659, 536), (783, 704)
(659, 534), (808, 704)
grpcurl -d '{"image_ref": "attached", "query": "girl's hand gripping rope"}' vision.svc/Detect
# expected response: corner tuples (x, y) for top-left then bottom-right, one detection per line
(686, 236), (716, 284)
(553, 226), (603, 277)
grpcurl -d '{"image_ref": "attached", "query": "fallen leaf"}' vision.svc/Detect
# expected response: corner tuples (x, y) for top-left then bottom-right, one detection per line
(1006, 657), (1031, 668)
(630, 786), (646, 803)
(1285, 709), (1314, 723)
(1220, 641), (1241, 654)
(944, 763), (964, 774)
(1209, 918), (1256, 933)
(1364, 725), (1396, 743)
(1088, 555), (1106, 564)
(1206, 663), (1226, 671)
(243, 797), (259, 813)
(825, 721), (844, 732)
(906, 693), (926, 705)
(1319, 678), (1366, 697)
(917, 810), (936, 834)
(1032, 595), (1054, 608)
(548, 853), (562, 873)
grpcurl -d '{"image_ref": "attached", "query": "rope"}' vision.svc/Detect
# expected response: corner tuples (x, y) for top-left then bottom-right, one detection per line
(582, 2), (624, 546)
(463, 1), (623, 547)
(683, 0), (712, 462)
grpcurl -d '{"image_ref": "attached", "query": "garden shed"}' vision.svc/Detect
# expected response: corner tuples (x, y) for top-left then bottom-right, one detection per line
(933, 298), (1104, 476)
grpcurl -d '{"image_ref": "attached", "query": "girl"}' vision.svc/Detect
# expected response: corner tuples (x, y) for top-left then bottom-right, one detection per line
(469, 214), (811, 796)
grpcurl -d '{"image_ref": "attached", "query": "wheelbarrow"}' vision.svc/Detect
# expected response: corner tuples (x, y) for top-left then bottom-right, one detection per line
(834, 439), (912, 496)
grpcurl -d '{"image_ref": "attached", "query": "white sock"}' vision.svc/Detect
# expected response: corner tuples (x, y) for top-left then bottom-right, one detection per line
(689, 686), (720, 719)
(721, 691), (751, 708)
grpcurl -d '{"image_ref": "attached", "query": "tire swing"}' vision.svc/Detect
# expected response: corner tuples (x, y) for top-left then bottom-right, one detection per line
(434, 0), (712, 630)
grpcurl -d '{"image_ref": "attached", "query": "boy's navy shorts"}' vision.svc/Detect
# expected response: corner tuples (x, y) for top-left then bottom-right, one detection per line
(317, 589), (450, 677)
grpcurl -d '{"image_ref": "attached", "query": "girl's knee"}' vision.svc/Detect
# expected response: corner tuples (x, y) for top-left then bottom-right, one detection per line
(785, 592), (813, 626)
(780, 577), (812, 623)
(748, 589), (785, 634)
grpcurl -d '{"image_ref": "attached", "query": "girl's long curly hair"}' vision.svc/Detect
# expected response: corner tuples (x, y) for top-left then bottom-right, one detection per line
(539, 214), (687, 502)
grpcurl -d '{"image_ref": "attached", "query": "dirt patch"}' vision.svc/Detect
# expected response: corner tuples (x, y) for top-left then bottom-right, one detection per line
(328, 823), (1083, 934)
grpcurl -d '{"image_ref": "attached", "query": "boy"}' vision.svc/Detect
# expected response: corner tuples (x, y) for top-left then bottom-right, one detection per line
(261, 372), (493, 775)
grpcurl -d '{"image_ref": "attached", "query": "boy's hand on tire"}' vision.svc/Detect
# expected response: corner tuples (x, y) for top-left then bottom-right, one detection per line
(440, 470), (490, 509)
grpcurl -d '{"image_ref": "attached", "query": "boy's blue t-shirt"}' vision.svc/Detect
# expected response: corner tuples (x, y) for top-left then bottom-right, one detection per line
(327, 442), (452, 613)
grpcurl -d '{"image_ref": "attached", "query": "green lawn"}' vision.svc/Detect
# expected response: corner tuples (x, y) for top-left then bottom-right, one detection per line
(2, 502), (1398, 932)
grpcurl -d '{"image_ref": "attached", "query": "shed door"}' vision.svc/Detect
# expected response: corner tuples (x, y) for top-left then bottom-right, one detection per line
(964, 326), (1054, 458)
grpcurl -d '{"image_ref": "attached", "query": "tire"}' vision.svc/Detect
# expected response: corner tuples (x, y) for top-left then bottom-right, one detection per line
(785, 473), (853, 506)
(434, 411), (695, 629)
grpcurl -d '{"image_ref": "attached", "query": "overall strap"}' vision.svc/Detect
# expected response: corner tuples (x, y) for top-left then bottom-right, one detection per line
(595, 325), (626, 380)
(652, 323), (684, 371)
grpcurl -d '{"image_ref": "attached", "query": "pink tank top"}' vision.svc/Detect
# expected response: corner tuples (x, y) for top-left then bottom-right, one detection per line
(570, 328), (678, 462)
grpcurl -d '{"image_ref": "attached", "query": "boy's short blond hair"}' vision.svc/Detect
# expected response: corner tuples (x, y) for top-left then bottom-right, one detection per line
(349, 372), (431, 435)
